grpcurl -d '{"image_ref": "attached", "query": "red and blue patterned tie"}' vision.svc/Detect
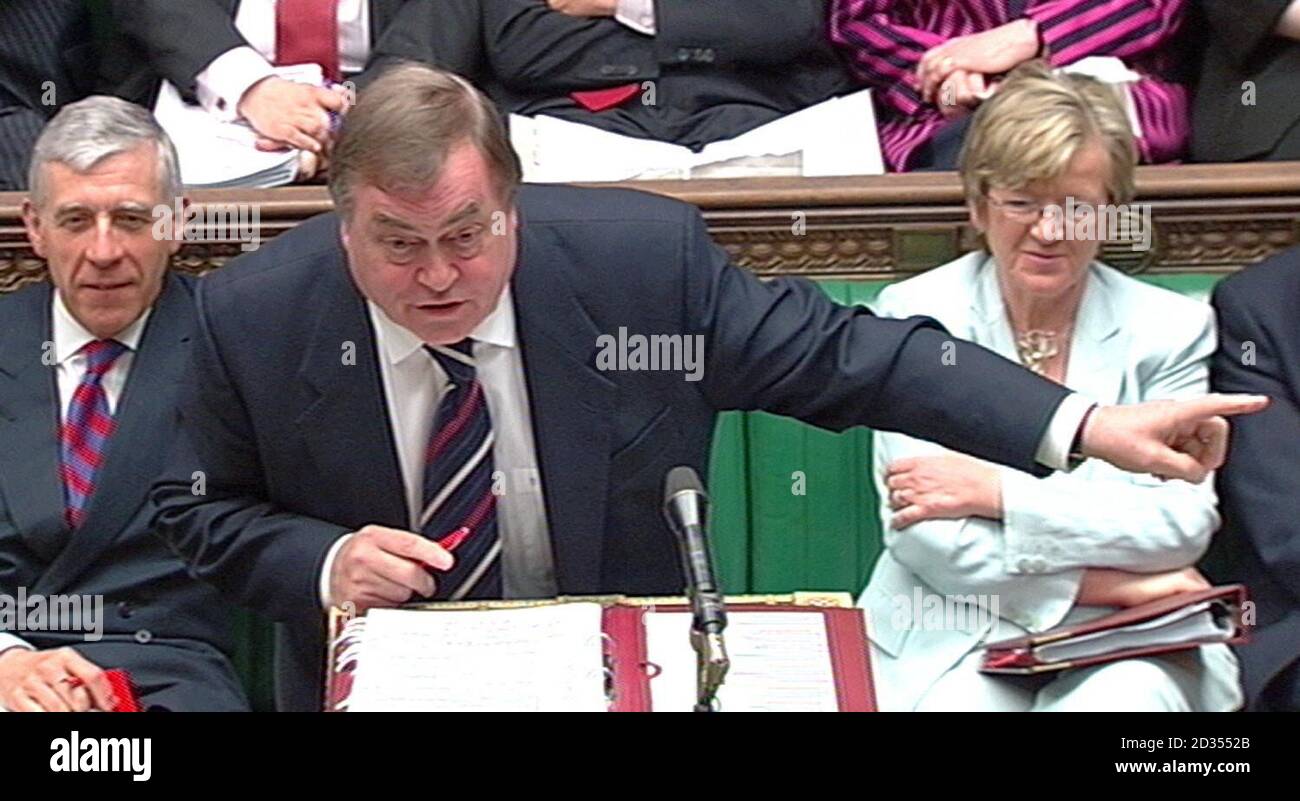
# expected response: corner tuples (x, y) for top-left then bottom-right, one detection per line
(60, 339), (127, 529)
(420, 340), (502, 600)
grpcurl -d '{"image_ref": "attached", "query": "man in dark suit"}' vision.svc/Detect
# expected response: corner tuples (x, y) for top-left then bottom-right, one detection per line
(0, 0), (97, 190)
(151, 64), (1266, 712)
(367, 0), (858, 151)
(1193, 0), (1300, 162)
(0, 96), (247, 712)
(1206, 248), (1300, 710)
(106, 0), (414, 160)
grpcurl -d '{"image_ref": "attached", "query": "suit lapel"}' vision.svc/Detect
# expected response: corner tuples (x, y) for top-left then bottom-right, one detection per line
(293, 247), (408, 530)
(36, 275), (195, 596)
(1064, 266), (1126, 405)
(512, 221), (616, 596)
(0, 283), (67, 565)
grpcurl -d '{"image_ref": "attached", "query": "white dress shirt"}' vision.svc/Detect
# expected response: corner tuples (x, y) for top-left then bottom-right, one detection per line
(318, 288), (557, 607)
(0, 293), (150, 659)
(615, 0), (656, 34)
(195, 0), (371, 120)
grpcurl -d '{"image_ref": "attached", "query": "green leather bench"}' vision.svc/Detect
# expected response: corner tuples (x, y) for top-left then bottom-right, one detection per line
(232, 272), (1226, 710)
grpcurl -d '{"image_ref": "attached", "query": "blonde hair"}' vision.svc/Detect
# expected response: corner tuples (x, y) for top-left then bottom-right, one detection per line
(960, 60), (1137, 205)
(329, 62), (522, 218)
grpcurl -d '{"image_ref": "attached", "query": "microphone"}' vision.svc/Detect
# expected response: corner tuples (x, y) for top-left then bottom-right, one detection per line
(663, 466), (726, 635)
(663, 466), (730, 711)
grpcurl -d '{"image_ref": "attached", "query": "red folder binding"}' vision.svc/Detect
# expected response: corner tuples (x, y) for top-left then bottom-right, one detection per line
(980, 584), (1250, 675)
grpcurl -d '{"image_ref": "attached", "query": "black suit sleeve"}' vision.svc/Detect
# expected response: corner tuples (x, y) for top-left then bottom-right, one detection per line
(654, 0), (837, 68)
(1211, 276), (1300, 604)
(109, 0), (251, 96)
(363, 0), (486, 84)
(1200, 0), (1294, 67)
(484, 0), (658, 91)
(151, 283), (350, 624)
(679, 205), (1067, 477)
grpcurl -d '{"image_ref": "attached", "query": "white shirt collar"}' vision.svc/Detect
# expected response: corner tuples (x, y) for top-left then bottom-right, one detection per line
(52, 290), (152, 365)
(368, 287), (518, 366)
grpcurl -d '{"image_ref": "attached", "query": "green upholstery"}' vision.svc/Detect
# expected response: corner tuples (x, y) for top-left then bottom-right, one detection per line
(232, 273), (1227, 709)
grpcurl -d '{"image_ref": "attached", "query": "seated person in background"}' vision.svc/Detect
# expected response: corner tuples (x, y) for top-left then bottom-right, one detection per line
(859, 62), (1241, 711)
(0, 0), (97, 190)
(1204, 247), (1300, 710)
(105, 0), (415, 185)
(0, 97), (247, 712)
(1193, 0), (1300, 162)
(367, 0), (868, 181)
(830, 0), (1192, 171)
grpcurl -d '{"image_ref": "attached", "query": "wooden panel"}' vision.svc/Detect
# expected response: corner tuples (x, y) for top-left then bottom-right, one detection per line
(5, 163), (1300, 293)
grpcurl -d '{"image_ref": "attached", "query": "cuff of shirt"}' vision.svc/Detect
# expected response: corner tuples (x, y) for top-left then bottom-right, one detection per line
(318, 532), (354, 609)
(195, 46), (278, 122)
(616, 0), (656, 35)
(1035, 393), (1096, 472)
(0, 633), (35, 658)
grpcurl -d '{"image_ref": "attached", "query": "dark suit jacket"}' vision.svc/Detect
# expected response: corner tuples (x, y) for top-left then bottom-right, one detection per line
(367, 0), (858, 151)
(151, 185), (1070, 711)
(105, 0), (410, 108)
(0, 275), (247, 711)
(0, 0), (97, 190)
(1192, 0), (1300, 161)
(1205, 249), (1300, 710)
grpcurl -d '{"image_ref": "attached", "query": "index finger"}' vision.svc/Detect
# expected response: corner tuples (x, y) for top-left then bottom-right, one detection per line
(1179, 393), (1270, 420)
(59, 651), (115, 711)
(372, 528), (455, 572)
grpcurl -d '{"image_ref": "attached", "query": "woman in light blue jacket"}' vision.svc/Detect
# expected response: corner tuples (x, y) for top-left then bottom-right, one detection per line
(861, 62), (1242, 712)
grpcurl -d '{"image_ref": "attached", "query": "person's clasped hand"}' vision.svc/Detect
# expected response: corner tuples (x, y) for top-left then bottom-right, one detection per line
(0, 647), (117, 712)
(918, 19), (1040, 105)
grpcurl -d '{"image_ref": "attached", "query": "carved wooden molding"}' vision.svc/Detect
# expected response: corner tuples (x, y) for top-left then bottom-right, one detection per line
(5, 163), (1300, 293)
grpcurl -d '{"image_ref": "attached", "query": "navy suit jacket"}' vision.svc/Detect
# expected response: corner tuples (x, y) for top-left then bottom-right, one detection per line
(0, 275), (247, 711)
(1206, 248), (1300, 710)
(152, 185), (1069, 711)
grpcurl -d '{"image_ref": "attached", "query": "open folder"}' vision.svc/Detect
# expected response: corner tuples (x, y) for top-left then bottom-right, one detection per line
(980, 585), (1250, 675)
(326, 593), (875, 712)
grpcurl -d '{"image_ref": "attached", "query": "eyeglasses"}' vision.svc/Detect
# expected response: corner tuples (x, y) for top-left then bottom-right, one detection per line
(984, 195), (1105, 225)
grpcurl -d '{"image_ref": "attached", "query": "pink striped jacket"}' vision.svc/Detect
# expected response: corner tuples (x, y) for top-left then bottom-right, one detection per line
(829, 0), (1189, 171)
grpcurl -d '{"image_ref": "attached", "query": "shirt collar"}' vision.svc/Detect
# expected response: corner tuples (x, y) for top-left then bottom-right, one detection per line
(52, 290), (151, 365)
(368, 287), (518, 366)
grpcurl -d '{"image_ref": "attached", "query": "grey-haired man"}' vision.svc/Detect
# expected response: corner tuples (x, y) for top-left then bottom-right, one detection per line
(0, 96), (248, 712)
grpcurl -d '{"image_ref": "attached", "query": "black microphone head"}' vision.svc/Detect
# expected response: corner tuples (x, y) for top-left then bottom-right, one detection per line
(664, 466), (705, 507)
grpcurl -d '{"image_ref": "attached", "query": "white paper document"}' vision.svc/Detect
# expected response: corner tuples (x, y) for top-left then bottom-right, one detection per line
(644, 611), (840, 712)
(511, 88), (884, 182)
(152, 65), (324, 189)
(345, 603), (608, 712)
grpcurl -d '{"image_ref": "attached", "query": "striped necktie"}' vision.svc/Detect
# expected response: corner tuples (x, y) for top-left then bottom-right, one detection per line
(60, 339), (127, 529)
(420, 340), (502, 600)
